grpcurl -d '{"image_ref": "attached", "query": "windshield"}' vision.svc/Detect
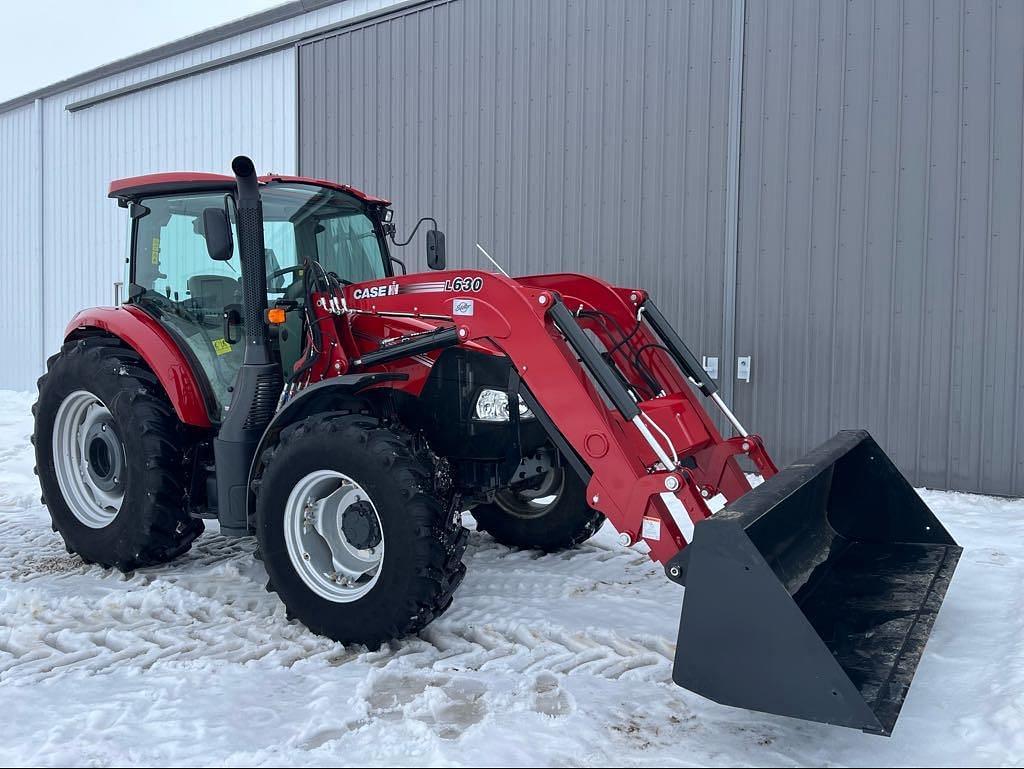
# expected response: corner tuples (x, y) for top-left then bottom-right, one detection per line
(260, 183), (388, 284)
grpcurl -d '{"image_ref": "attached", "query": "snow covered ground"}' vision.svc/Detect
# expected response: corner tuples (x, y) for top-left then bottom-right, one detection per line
(1, 388), (1021, 766)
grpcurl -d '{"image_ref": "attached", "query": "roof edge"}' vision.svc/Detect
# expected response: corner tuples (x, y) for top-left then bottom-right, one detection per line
(107, 171), (391, 205)
(0, 0), (340, 116)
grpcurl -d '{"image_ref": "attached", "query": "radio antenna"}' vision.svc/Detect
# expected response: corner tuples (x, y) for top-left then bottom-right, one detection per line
(475, 242), (510, 278)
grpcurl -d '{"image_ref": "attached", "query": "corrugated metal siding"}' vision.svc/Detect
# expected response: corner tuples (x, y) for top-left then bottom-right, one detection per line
(0, 104), (43, 390)
(42, 0), (408, 117)
(299, 0), (737, 367)
(735, 0), (1024, 496)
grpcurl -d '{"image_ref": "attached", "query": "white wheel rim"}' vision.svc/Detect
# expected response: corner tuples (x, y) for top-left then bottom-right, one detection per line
(52, 390), (125, 529)
(283, 469), (385, 603)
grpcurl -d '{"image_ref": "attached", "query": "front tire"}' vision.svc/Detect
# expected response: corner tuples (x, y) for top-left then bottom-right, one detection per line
(33, 336), (204, 570)
(254, 414), (467, 647)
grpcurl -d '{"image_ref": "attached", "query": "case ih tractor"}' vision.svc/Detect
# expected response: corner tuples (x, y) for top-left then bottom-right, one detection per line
(34, 156), (961, 735)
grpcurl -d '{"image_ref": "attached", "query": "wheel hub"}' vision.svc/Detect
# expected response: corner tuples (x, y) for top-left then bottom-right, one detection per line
(83, 418), (125, 493)
(284, 470), (385, 603)
(496, 464), (566, 519)
(52, 390), (126, 529)
(342, 501), (382, 550)
(508, 450), (557, 499)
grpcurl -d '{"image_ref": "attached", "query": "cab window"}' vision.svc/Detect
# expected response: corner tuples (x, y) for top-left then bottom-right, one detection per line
(259, 184), (388, 285)
(314, 211), (386, 283)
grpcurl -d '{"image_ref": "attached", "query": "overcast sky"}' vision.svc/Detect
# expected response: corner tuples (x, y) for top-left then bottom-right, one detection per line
(0, 0), (286, 103)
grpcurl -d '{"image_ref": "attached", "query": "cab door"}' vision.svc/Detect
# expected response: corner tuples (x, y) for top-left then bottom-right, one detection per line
(129, 192), (245, 418)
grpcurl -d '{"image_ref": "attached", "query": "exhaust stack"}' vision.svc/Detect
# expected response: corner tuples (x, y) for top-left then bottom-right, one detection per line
(213, 156), (283, 536)
(231, 155), (273, 363)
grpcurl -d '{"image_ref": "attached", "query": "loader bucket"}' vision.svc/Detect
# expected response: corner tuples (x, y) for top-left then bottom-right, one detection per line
(670, 430), (961, 735)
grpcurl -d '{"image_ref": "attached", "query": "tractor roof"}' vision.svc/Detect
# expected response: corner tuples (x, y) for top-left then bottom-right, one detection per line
(107, 172), (390, 206)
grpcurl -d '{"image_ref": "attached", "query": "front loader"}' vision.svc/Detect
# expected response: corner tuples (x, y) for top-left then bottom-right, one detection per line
(33, 156), (960, 736)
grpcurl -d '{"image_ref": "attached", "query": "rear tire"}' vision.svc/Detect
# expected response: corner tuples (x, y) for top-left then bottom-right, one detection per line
(253, 414), (467, 648)
(472, 465), (604, 552)
(33, 336), (204, 571)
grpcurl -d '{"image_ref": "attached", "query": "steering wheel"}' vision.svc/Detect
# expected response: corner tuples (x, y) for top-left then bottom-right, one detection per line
(267, 264), (356, 302)
(266, 265), (311, 303)
(267, 265), (304, 292)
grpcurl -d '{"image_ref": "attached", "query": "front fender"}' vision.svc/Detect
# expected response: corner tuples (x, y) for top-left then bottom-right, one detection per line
(245, 373), (407, 521)
(66, 305), (213, 428)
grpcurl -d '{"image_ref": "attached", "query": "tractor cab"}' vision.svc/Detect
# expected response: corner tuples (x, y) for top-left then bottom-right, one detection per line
(111, 173), (394, 419)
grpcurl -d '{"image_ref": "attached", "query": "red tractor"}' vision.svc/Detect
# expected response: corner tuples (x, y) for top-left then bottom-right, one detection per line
(34, 156), (961, 735)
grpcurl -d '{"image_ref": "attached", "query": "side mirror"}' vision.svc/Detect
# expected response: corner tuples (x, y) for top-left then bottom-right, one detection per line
(426, 229), (446, 271)
(203, 207), (234, 261)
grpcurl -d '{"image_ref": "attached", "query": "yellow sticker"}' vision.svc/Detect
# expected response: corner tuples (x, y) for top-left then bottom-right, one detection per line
(212, 338), (232, 356)
(150, 237), (160, 265)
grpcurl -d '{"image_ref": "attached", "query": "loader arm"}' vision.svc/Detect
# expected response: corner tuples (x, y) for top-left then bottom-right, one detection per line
(330, 269), (774, 564)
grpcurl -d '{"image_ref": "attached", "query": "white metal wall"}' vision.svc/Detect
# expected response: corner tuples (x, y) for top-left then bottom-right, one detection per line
(0, 104), (43, 387)
(0, 0), (405, 391)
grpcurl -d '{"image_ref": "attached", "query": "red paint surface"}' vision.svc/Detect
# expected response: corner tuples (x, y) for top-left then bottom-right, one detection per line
(108, 172), (390, 205)
(65, 306), (212, 428)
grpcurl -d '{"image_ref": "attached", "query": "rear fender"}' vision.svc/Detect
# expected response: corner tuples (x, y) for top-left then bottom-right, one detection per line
(66, 306), (213, 428)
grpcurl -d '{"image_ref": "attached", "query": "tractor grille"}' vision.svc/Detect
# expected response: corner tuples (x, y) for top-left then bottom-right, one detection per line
(243, 371), (283, 429)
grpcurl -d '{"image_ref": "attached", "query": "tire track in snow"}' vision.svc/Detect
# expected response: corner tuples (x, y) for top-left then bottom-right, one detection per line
(0, 514), (675, 687)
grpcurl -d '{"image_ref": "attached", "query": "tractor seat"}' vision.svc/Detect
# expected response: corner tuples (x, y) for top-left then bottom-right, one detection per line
(186, 274), (240, 322)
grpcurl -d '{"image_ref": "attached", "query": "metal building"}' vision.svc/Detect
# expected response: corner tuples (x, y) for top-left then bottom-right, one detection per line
(0, 0), (1021, 496)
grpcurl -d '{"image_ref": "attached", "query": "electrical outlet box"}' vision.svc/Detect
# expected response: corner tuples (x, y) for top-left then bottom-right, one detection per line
(702, 356), (719, 380)
(736, 356), (751, 382)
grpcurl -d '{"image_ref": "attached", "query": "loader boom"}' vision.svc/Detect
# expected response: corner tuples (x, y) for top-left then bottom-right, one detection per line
(310, 268), (775, 564)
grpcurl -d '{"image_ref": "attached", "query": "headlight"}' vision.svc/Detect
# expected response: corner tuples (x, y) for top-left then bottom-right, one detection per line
(473, 388), (535, 422)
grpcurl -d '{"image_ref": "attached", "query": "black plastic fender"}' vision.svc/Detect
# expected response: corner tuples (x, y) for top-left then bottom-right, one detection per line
(245, 373), (407, 525)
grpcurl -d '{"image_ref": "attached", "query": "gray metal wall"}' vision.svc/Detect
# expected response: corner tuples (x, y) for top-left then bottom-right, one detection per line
(735, 0), (1024, 496)
(299, 0), (1024, 497)
(299, 0), (738, 372)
